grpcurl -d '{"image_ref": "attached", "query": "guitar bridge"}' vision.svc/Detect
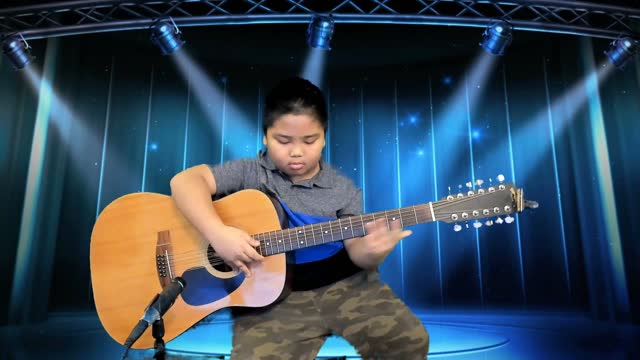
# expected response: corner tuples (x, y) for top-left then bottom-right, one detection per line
(156, 230), (175, 288)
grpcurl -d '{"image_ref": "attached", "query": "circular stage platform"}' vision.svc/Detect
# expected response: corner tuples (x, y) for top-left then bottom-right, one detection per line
(166, 319), (509, 358)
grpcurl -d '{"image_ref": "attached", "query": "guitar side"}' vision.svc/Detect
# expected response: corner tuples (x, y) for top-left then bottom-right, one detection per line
(90, 189), (286, 349)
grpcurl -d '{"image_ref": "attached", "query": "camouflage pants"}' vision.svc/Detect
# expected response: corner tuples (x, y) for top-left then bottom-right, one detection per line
(231, 270), (429, 360)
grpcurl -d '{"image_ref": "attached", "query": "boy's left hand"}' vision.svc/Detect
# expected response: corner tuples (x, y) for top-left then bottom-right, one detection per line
(344, 218), (412, 268)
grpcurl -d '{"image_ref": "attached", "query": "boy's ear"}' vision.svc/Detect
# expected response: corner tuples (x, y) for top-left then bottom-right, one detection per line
(262, 135), (267, 147)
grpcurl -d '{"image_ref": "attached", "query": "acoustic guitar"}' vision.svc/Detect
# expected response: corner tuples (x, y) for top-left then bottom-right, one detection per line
(90, 179), (535, 349)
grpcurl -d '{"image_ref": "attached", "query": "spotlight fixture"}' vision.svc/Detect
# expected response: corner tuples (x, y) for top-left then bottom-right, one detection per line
(480, 21), (513, 56)
(150, 19), (185, 55)
(306, 15), (334, 50)
(605, 37), (638, 68)
(2, 35), (33, 70)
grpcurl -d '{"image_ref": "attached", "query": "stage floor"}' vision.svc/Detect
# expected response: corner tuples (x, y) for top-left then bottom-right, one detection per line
(1, 310), (638, 359)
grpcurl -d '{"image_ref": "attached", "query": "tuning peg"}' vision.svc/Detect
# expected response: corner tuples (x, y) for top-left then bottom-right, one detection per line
(475, 179), (484, 187)
(505, 215), (514, 224)
(473, 221), (483, 229)
(495, 217), (504, 224)
(454, 224), (462, 232)
(466, 182), (473, 189)
(485, 220), (494, 226)
(497, 174), (505, 183)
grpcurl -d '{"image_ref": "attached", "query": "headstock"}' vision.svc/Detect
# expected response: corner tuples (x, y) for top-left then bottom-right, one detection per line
(434, 175), (537, 231)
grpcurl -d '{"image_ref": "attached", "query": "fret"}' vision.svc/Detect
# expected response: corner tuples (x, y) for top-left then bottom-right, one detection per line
(428, 202), (435, 222)
(286, 228), (293, 252)
(261, 234), (268, 256)
(262, 233), (270, 256)
(272, 231), (279, 254)
(388, 209), (401, 226)
(254, 234), (263, 256)
(383, 210), (390, 230)
(271, 230), (282, 253)
(267, 231), (275, 255)
(294, 227), (302, 250)
(270, 230), (277, 254)
(348, 217), (355, 238)
(310, 223), (317, 246)
(258, 232), (265, 256)
(302, 226), (309, 248)
(277, 229), (284, 253)
(328, 221), (335, 243)
(412, 206), (419, 225)
(288, 228), (294, 251)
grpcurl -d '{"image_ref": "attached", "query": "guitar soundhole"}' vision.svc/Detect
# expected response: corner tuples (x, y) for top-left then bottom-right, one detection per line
(207, 246), (234, 273)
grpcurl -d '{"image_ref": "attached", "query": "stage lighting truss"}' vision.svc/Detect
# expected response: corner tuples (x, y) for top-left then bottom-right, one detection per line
(481, 21), (513, 56)
(605, 37), (638, 68)
(1, 1), (638, 42)
(2, 33), (33, 70)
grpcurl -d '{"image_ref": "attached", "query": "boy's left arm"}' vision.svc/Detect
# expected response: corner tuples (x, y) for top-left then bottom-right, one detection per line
(344, 218), (412, 270)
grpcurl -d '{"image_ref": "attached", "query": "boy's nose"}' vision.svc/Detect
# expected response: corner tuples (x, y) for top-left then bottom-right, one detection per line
(290, 147), (303, 157)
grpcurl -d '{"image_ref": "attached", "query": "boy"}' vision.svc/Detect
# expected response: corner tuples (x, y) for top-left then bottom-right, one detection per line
(170, 77), (429, 359)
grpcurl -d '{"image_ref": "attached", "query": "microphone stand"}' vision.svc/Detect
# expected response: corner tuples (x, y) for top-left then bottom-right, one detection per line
(152, 318), (166, 360)
(121, 277), (186, 360)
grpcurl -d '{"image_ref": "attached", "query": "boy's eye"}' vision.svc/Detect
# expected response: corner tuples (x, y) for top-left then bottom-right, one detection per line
(277, 139), (290, 144)
(304, 139), (317, 144)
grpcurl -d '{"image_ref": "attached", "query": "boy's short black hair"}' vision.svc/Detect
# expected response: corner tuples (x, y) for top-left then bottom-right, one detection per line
(263, 77), (328, 135)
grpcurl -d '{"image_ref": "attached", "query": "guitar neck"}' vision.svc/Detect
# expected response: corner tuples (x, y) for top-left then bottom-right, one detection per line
(254, 202), (438, 257)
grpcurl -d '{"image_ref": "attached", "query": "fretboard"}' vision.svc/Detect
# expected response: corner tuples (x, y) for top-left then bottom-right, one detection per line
(254, 202), (437, 257)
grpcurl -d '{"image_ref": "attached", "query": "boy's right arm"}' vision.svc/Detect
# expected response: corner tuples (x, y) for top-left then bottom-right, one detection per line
(170, 164), (263, 277)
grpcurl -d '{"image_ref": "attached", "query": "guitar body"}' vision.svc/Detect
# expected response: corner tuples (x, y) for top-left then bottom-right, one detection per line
(90, 189), (286, 349)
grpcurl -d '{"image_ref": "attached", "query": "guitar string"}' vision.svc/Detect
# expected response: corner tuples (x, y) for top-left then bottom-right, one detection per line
(165, 211), (510, 267)
(166, 189), (509, 252)
(163, 190), (514, 264)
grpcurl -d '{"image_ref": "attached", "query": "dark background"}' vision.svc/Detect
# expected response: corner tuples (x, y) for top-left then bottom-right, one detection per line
(1, 21), (638, 326)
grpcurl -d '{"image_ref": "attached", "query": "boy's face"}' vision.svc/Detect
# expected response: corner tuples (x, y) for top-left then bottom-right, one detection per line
(263, 113), (326, 183)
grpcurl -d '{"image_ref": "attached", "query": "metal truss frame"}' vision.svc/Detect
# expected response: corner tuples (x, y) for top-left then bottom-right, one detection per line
(1, 0), (639, 41)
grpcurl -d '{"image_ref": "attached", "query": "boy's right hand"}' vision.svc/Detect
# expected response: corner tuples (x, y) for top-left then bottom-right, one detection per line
(207, 225), (264, 277)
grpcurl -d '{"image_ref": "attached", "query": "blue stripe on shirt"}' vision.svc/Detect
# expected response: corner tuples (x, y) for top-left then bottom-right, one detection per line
(279, 200), (343, 264)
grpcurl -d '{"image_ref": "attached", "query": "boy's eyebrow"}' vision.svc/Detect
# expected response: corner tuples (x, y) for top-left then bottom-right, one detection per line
(273, 133), (321, 139)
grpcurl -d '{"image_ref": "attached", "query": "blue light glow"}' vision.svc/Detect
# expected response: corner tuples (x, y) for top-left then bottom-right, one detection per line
(542, 58), (572, 298)
(301, 47), (327, 88)
(149, 142), (158, 151)
(173, 51), (257, 162)
(584, 40), (629, 314)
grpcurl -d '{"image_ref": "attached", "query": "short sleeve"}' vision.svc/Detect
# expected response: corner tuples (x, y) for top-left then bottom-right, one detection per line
(208, 159), (260, 198)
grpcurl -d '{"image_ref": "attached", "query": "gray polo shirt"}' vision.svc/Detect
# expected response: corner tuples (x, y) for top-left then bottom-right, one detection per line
(209, 151), (362, 264)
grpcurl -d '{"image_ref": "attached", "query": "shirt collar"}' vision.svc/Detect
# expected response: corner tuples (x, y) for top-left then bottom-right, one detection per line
(258, 150), (333, 188)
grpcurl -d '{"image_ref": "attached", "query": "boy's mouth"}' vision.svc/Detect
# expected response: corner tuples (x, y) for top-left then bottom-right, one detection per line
(288, 162), (305, 170)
